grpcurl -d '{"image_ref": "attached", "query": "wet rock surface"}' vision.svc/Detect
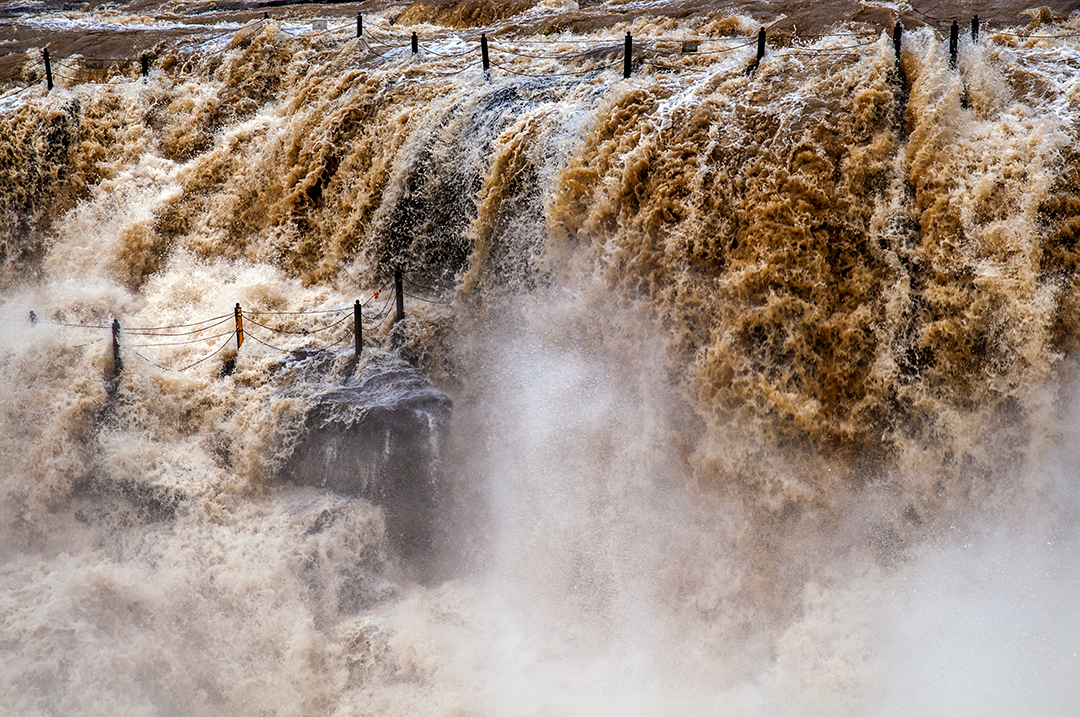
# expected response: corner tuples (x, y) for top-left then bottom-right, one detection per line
(279, 353), (452, 566)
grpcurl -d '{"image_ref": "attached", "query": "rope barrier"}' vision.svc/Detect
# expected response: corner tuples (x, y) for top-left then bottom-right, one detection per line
(241, 327), (291, 353)
(322, 327), (354, 350)
(12, 279), (400, 374)
(989, 31), (1080, 40)
(908, 3), (949, 25)
(174, 332), (234, 371)
(795, 32), (879, 39)
(49, 319), (112, 330)
(683, 38), (760, 56)
(130, 328), (233, 348)
(244, 313), (352, 335)
(358, 37), (405, 61)
(417, 43), (474, 58)
(366, 291), (396, 321)
(247, 307), (349, 316)
(403, 291), (452, 305)
(782, 38), (881, 55)
(403, 277), (446, 294)
(125, 315), (233, 337)
(647, 59), (689, 72)
(511, 37), (610, 45)
(9, 16), (1079, 94)
(132, 349), (169, 371)
(427, 62), (480, 77)
(489, 41), (594, 61)
(495, 59), (616, 78)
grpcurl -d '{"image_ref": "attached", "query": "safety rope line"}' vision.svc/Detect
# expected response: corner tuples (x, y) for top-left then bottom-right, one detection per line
(403, 276), (447, 294)
(511, 37), (616, 45)
(244, 313), (352, 335)
(130, 328), (234, 348)
(403, 291), (452, 305)
(241, 327), (291, 353)
(989, 31), (1080, 39)
(673, 38), (760, 56)
(358, 37), (405, 61)
(362, 26), (410, 42)
(495, 59), (616, 78)
(489, 41), (600, 60)
(366, 291), (395, 321)
(174, 332), (234, 371)
(125, 316), (234, 337)
(417, 42), (475, 58)
(782, 37), (882, 55)
(132, 349), (169, 371)
(426, 61), (480, 76)
(321, 324), (355, 349)
(49, 319), (112, 330)
(11, 19), (1079, 90)
(123, 313), (233, 332)
(247, 306), (350, 316)
(908, 2), (949, 24)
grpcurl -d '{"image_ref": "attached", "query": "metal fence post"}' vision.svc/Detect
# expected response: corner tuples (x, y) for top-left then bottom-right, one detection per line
(112, 319), (123, 377)
(234, 303), (244, 350)
(43, 48), (53, 91)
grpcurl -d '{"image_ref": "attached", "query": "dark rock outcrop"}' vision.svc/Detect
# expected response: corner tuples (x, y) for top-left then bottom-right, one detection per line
(279, 354), (451, 566)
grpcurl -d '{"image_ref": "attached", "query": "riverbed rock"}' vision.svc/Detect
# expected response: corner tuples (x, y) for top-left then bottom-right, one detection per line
(279, 354), (451, 565)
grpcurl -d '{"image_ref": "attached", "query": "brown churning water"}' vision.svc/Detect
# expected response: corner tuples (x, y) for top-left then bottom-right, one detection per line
(1, 1), (1079, 714)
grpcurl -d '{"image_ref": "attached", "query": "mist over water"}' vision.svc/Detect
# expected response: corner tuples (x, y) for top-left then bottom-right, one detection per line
(2, 1), (1080, 714)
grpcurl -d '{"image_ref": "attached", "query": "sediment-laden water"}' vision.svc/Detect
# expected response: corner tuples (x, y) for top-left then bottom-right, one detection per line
(1, 1), (1079, 714)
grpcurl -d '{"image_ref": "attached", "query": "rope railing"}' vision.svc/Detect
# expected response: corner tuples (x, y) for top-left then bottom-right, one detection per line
(125, 315), (234, 337)
(10, 275), (437, 377)
(130, 328), (234, 348)
(243, 313), (352, 336)
(172, 331), (234, 372)
(417, 42), (475, 58)
(8, 10), (1077, 93)
(246, 307), (350, 316)
(495, 59), (616, 78)
(781, 37), (882, 56)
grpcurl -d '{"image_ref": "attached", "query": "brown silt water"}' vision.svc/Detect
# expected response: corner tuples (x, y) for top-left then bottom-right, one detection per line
(1, 1), (1079, 714)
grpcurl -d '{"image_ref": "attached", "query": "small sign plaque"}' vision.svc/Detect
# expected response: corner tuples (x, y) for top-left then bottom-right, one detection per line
(681, 40), (699, 53)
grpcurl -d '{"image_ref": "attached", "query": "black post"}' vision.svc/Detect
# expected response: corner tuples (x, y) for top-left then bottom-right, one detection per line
(481, 33), (490, 72)
(140, 53), (149, 79)
(412, 32), (418, 54)
(354, 300), (363, 357)
(971, 15), (979, 43)
(394, 269), (405, 323)
(234, 303), (244, 350)
(357, 12), (362, 38)
(893, 22), (903, 67)
(43, 48), (53, 91)
(623, 32), (632, 78)
(748, 27), (766, 75)
(112, 319), (123, 377)
(949, 21), (958, 69)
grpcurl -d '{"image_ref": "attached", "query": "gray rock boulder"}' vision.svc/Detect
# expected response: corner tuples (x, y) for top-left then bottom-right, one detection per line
(279, 354), (451, 565)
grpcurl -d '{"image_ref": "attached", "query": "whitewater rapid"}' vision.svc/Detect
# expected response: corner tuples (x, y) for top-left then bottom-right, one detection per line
(2, 2), (1080, 714)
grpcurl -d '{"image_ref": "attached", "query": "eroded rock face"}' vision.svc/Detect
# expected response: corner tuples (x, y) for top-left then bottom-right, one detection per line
(279, 355), (452, 565)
